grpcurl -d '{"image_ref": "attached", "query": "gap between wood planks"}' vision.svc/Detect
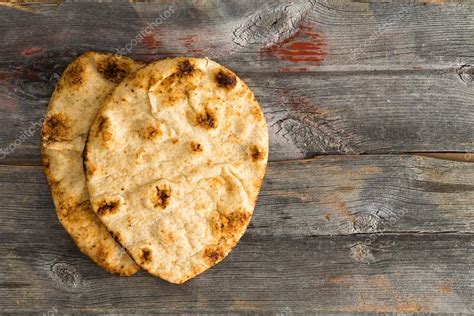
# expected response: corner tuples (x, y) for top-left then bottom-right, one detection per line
(0, 152), (472, 167)
(235, 64), (472, 75)
(415, 152), (474, 162)
(302, 231), (474, 238)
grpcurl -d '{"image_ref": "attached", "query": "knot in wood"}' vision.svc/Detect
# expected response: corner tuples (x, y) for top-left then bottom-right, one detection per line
(50, 262), (82, 291)
(457, 65), (473, 84)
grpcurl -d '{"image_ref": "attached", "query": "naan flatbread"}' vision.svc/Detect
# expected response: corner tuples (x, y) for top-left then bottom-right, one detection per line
(41, 52), (144, 275)
(85, 57), (268, 283)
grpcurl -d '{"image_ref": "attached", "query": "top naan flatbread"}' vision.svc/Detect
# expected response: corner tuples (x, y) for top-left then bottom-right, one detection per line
(85, 57), (268, 283)
(41, 51), (144, 275)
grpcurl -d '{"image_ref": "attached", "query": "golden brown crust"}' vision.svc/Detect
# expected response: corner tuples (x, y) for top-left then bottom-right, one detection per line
(176, 59), (194, 76)
(196, 108), (218, 129)
(85, 57), (269, 283)
(42, 113), (69, 143)
(203, 245), (226, 265)
(95, 115), (113, 144)
(41, 51), (144, 276)
(215, 70), (237, 89)
(96, 200), (121, 217)
(139, 247), (153, 266)
(142, 124), (162, 140)
(190, 141), (203, 153)
(151, 185), (171, 209)
(210, 209), (252, 238)
(63, 59), (86, 87)
(249, 144), (265, 161)
(96, 56), (135, 84)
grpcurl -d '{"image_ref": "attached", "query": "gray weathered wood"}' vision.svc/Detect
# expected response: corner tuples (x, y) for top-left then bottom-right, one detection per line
(1, 232), (472, 314)
(1, 70), (473, 163)
(1, 155), (472, 237)
(256, 154), (474, 236)
(0, 155), (473, 313)
(0, 1), (473, 314)
(1, 1), (473, 71)
(0, 1), (473, 163)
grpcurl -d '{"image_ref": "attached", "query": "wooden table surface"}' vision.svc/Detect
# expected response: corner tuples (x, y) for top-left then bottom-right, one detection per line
(0, 1), (473, 314)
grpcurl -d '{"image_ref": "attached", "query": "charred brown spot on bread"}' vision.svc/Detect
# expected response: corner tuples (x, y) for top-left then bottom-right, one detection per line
(148, 73), (163, 88)
(249, 144), (265, 161)
(158, 229), (177, 244)
(86, 163), (96, 178)
(57, 200), (75, 219)
(82, 145), (95, 177)
(152, 185), (171, 209)
(63, 60), (86, 86)
(96, 245), (111, 263)
(140, 247), (153, 264)
(216, 70), (237, 89)
(190, 141), (203, 153)
(42, 113), (68, 142)
(203, 246), (225, 264)
(177, 60), (194, 76)
(96, 116), (113, 142)
(97, 200), (120, 216)
(97, 115), (108, 132)
(97, 58), (131, 84)
(167, 232), (176, 243)
(196, 108), (218, 129)
(110, 231), (123, 245)
(211, 210), (251, 238)
(115, 268), (131, 277)
(153, 65), (202, 107)
(142, 125), (162, 140)
(43, 156), (50, 168)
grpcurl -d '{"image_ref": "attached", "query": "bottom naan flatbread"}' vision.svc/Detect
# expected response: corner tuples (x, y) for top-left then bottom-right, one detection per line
(85, 57), (268, 283)
(41, 52), (144, 275)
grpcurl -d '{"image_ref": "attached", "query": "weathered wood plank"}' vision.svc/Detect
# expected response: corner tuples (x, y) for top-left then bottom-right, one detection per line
(1, 69), (472, 163)
(257, 70), (473, 159)
(0, 1), (473, 313)
(1, 1), (473, 71)
(418, 152), (474, 162)
(0, 232), (472, 313)
(1, 153), (473, 313)
(1, 155), (472, 238)
(0, 1), (473, 163)
(257, 154), (474, 236)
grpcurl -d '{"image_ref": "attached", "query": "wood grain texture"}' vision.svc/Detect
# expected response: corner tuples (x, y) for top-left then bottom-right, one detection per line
(1, 232), (472, 313)
(0, 156), (472, 313)
(1, 66), (473, 163)
(0, 0), (473, 313)
(1, 1), (473, 70)
(0, 1), (473, 163)
(2, 155), (472, 237)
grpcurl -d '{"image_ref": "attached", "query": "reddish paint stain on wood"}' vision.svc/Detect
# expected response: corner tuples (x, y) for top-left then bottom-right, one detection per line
(21, 47), (43, 56)
(142, 34), (161, 50)
(179, 35), (205, 56)
(0, 71), (13, 81)
(261, 22), (327, 63)
(138, 32), (170, 61)
(179, 35), (195, 45)
(140, 32), (210, 58)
